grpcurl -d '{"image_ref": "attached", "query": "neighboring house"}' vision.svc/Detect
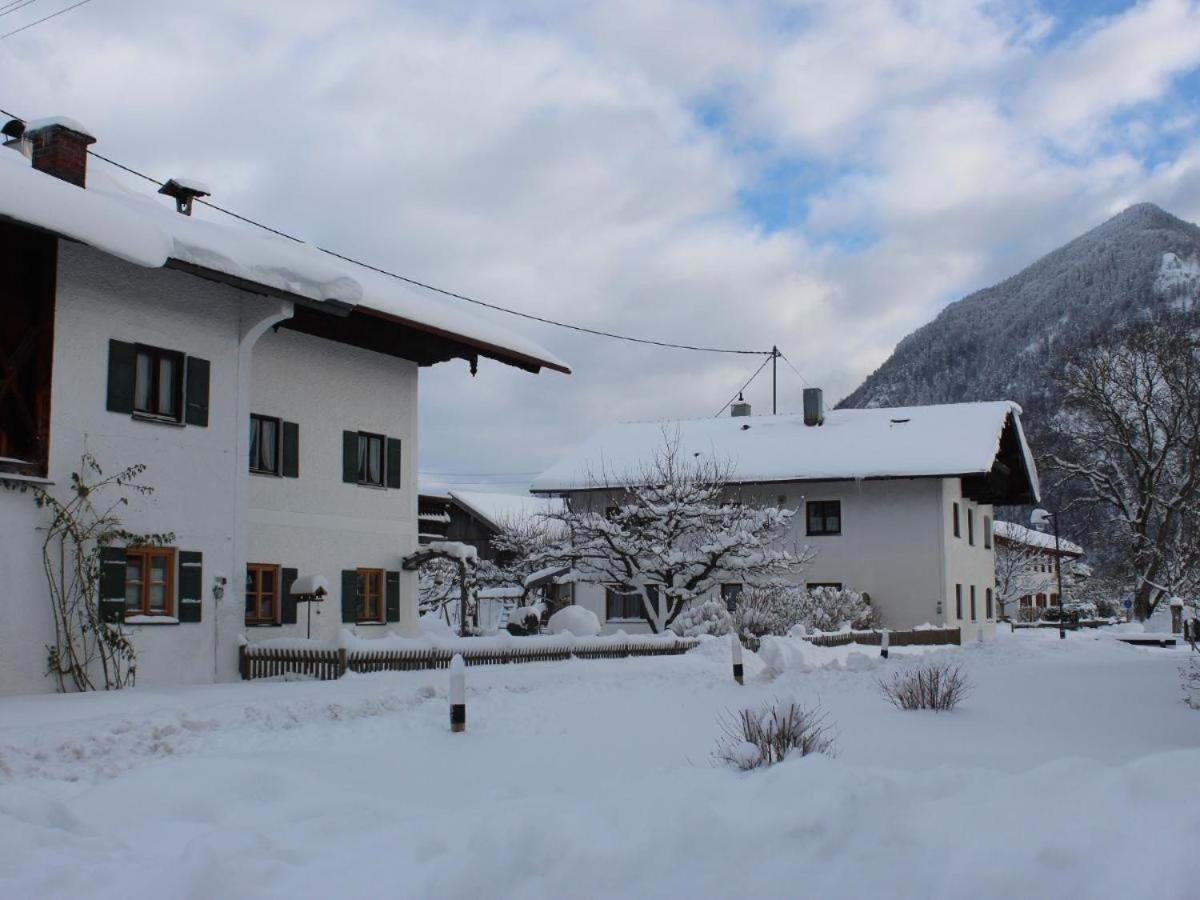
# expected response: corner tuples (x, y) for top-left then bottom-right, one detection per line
(417, 488), (563, 562)
(991, 520), (1084, 618)
(531, 390), (1040, 640)
(0, 117), (566, 695)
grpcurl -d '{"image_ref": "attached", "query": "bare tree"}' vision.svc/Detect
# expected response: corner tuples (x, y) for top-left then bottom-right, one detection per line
(1047, 322), (1200, 620)
(535, 431), (810, 633)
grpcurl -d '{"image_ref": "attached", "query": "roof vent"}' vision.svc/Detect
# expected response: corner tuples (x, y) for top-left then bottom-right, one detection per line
(158, 177), (211, 216)
(1, 119), (30, 159)
(730, 393), (752, 417)
(803, 387), (824, 426)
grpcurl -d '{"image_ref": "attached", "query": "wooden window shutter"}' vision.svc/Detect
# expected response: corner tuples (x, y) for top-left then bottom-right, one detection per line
(178, 551), (202, 622)
(281, 567), (298, 624)
(342, 431), (357, 483)
(184, 357), (210, 427)
(341, 569), (358, 622)
(386, 437), (402, 489)
(281, 421), (299, 478)
(98, 545), (126, 623)
(105, 340), (136, 414)
(385, 571), (400, 622)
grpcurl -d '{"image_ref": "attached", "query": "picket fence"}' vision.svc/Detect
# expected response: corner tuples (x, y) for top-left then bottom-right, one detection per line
(239, 637), (700, 681)
(801, 627), (961, 648)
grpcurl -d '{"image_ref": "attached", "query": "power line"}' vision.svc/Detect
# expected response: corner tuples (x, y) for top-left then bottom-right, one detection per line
(0, 0), (96, 40)
(0, 0), (45, 20)
(713, 353), (773, 417)
(0, 101), (773, 356)
(778, 350), (810, 387)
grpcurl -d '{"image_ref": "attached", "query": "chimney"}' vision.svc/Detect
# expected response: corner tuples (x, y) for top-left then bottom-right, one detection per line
(730, 392), (752, 417)
(158, 178), (211, 216)
(803, 387), (824, 426)
(27, 117), (96, 188)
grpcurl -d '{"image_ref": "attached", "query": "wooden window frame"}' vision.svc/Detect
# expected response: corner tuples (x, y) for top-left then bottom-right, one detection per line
(249, 414), (282, 476)
(606, 585), (651, 620)
(133, 344), (185, 423)
(806, 500), (842, 536)
(356, 432), (386, 487)
(125, 546), (177, 618)
(246, 562), (281, 626)
(357, 567), (385, 623)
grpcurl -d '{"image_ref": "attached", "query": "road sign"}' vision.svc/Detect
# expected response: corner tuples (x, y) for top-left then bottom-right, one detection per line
(1123, 599), (1133, 610)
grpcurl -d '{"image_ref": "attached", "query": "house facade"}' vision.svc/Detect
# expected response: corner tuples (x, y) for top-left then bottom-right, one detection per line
(531, 392), (1039, 641)
(0, 117), (566, 695)
(991, 520), (1084, 619)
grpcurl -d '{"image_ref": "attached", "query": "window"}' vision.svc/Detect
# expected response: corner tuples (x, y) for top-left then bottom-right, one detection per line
(985, 588), (994, 620)
(953, 503), (961, 538)
(356, 432), (385, 486)
(967, 509), (975, 546)
(133, 344), (184, 421)
(246, 563), (280, 625)
(806, 500), (841, 536)
(984, 516), (992, 549)
(125, 547), (176, 617)
(721, 583), (743, 612)
(249, 415), (281, 475)
(357, 568), (385, 622)
(606, 585), (654, 620)
(955, 584), (963, 620)
(970, 585), (977, 621)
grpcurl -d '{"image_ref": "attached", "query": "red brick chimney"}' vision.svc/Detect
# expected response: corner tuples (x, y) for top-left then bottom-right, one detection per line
(27, 118), (96, 188)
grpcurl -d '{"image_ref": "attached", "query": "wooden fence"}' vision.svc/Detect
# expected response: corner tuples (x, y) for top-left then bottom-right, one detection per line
(239, 638), (700, 682)
(802, 627), (961, 648)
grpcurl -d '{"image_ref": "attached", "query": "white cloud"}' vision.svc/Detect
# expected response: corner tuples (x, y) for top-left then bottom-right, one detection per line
(2, 0), (1198, 485)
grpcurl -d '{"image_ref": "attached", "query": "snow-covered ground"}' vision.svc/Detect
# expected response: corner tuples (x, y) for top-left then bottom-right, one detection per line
(2, 629), (1198, 899)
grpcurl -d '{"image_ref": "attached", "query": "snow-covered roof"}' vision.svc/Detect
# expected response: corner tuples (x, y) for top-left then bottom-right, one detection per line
(0, 144), (568, 375)
(992, 520), (1083, 556)
(531, 401), (1040, 499)
(448, 490), (565, 532)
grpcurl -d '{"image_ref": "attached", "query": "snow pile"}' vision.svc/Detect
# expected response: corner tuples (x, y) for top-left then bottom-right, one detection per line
(289, 574), (329, 596)
(425, 541), (478, 561)
(250, 626), (689, 655)
(546, 605), (601, 637)
(418, 613), (454, 637)
(757, 635), (879, 675)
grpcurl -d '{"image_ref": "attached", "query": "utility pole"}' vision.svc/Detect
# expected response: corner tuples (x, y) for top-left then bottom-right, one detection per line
(772, 345), (778, 415)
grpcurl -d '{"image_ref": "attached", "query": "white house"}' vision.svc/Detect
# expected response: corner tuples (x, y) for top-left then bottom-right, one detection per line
(992, 520), (1085, 619)
(531, 390), (1040, 640)
(0, 117), (567, 695)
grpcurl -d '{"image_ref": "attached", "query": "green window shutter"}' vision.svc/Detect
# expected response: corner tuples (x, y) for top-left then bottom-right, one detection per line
(105, 340), (136, 414)
(386, 437), (402, 489)
(385, 571), (400, 622)
(184, 357), (210, 427)
(178, 551), (202, 623)
(342, 431), (358, 483)
(341, 569), (358, 622)
(98, 545), (126, 623)
(281, 567), (299, 624)
(281, 421), (300, 478)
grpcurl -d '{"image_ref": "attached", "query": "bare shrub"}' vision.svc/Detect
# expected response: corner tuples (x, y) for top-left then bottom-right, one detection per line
(877, 662), (971, 712)
(714, 700), (835, 770)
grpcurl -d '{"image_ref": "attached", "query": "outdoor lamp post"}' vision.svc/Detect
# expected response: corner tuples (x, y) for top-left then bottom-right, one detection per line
(1031, 508), (1067, 640)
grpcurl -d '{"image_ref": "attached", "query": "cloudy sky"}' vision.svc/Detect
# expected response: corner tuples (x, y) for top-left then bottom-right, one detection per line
(5, 0), (1200, 492)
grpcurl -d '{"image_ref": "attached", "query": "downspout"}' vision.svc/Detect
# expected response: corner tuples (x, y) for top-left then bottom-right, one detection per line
(220, 298), (293, 681)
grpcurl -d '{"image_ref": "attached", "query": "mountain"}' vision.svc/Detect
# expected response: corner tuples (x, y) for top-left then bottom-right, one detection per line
(838, 203), (1200, 425)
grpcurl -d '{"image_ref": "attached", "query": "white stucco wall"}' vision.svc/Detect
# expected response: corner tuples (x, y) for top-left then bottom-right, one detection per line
(1, 243), (266, 695)
(560, 476), (994, 637)
(246, 328), (420, 642)
(941, 478), (997, 641)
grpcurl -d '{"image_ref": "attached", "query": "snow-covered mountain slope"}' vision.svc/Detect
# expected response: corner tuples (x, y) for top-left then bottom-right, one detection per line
(838, 203), (1200, 421)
